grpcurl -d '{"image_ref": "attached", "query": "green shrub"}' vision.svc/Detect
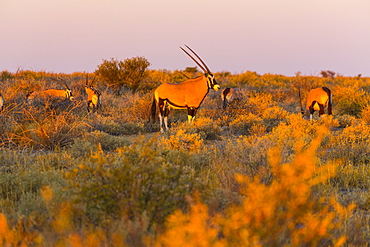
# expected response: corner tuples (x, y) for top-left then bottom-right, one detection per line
(95, 57), (151, 94)
(336, 114), (358, 128)
(173, 117), (222, 140)
(229, 113), (263, 135)
(0, 152), (67, 218)
(328, 121), (370, 167)
(86, 130), (130, 151)
(66, 137), (205, 228)
(361, 106), (370, 124)
(262, 106), (289, 132)
(334, 86), (370, 117)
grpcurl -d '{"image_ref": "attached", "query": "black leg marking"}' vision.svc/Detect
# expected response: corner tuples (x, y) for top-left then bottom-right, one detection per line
(318, 103), (325, 116)
(309, 101), (316, 115)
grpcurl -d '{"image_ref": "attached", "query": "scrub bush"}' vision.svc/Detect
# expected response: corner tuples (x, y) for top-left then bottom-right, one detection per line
(156, 125), (354, 246)
(334, 86), (370, 117)
(229, 113), (263, 135)
(66, 137), (205, 228)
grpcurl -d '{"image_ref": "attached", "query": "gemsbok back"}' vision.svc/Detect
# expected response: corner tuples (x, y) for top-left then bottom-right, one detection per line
(0, 92), (4, 112)
(299, 87), (332, 120)
(26, 78), (74, 102)
(151, 45), (220, 132)
(221, 88), (242, 109)
(85, 74), (102, 113)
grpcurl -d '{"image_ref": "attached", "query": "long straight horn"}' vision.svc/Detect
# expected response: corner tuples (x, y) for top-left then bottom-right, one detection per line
(53, 77), (70, 90)
(184, 45), (211, 73)
(52, 77), (65, 88)
(180, 46), (207, 73)
(91, 74), (97, 86)
(55, 77), (70, 90)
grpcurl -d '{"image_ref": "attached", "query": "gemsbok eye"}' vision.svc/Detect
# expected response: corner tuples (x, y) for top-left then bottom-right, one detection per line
(151, 45), (220, 133)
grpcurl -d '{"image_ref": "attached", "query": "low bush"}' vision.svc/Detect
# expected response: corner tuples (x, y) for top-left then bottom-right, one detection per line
(229, 113), (263, 135)
(156, 125), (354, 246)
(160, 129), (204, 152)
(334, 86), (370, 117)
(66, 137), (207, 228)
(0, 71), (370, 245)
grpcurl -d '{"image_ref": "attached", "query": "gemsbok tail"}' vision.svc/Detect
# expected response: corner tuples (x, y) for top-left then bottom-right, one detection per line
(298, 87), (304, 115)
(327, 88), (333, 115)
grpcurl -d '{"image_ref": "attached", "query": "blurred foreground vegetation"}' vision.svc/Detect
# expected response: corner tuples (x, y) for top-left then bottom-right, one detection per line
(0, 68), (370, 246)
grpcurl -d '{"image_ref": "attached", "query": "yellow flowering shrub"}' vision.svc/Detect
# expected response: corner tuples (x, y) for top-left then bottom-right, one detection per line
(161, 129), (203, 152)
(334, 85), (370, 117)
(247, 92), (275, 115)
(156, 124), (355, 246)
(361, 106), (370, 124)
(330, 121), (370, 157)
(229, 113), (263, 135)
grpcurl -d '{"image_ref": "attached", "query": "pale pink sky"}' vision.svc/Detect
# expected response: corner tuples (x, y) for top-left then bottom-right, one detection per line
(1, 0), (370, 76)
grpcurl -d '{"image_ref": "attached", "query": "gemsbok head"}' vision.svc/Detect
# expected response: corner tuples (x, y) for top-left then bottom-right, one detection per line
(221, 88), (242, 109)
(151, 45), (220, 133)
(0, 92), (4, 112)
(299, 86), (332, 120)
(85, 74), (102, 113)
(26, 77), (74, 102)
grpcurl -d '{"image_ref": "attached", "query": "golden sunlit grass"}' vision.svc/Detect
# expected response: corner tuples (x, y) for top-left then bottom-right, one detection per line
(156, 123), (355, 246)
(0, 70), (370, 245)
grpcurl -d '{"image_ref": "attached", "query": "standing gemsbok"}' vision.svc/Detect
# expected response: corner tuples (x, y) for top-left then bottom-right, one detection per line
(299, 87), (332, 120)
(221, 88), (242, 109)
(85, 74), (102, 113)
(0, 92), (4, 112)
(26, 78), (74, 101)
(151, 45), (220, 132)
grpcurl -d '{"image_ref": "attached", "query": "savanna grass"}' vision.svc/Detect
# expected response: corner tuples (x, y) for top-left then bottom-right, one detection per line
(0, 70), (370, 245)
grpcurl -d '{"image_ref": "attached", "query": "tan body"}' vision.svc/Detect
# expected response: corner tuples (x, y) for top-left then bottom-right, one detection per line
(155, 76), (210, 109)
(0, 93), (4, 111)
(152, 74), (220, 132)
(221, 88), (242, 109)
(303, 87), (332, 120)
(85, 86), (102, 112)
(151, 45), (220, 132)
(27, 89), (73, 101)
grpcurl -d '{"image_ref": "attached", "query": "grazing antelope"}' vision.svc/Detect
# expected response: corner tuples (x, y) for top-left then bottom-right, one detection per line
(85, 75), (102, 113)
(221, 88), (242, 109)
(0, 92), (4, 111)
(151, 45), (220, 133)
(300, 87), (332, 120)
(26, 78), (74, 101)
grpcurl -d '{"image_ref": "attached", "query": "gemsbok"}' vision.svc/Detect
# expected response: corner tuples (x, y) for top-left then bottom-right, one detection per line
(151, 45), (220, 132)
(221, 88), (242, 109)
(85, 75), (102, 113)
(26, 78), (74, 102)
(0, 92), (4, 111)
(300, 87), (332, 120)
